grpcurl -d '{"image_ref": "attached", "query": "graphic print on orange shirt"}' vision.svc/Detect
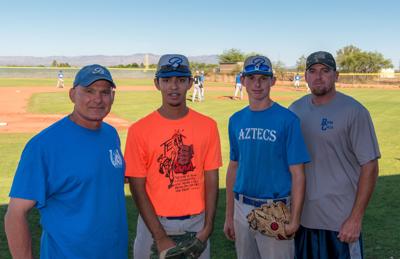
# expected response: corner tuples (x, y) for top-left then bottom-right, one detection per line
(157, 129), (196, 188)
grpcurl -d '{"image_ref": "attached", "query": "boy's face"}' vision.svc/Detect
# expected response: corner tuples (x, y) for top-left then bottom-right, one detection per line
(242, 74), (275, 103)
(154, 76), (193, 107)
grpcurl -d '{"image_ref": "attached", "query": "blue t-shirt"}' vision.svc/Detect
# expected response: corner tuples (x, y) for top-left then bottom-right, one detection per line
(235, 74), (241, 84)
(229, 103), (310, 199)
(200, 74), (205, 83)
(10, 117), (128, 259)
(295, 75), (300, 81)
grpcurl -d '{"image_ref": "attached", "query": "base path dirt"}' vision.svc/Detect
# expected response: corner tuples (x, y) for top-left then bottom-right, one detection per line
(0, 87), (131, 133)
(0, 85), (299, 133)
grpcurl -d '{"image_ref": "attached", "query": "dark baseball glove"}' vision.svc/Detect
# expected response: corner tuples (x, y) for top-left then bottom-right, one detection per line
(150, 232), (207, 259)
(246, 201), (293, 240)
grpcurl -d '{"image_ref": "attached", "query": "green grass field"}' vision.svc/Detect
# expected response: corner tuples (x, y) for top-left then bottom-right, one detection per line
(0, 79), (399, 258)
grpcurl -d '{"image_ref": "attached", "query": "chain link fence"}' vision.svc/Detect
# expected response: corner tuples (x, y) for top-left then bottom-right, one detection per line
(206, 71), (400, 87)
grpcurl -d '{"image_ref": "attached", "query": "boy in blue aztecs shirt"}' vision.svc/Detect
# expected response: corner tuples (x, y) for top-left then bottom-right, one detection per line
(223, 55), (310, 259)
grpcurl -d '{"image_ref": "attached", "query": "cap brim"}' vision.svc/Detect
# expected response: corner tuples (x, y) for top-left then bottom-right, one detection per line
(242, 71), (273, 76)
(306, 62), (336, 71)
(156, 71), (192, 78)
(76, 76), (116, 88)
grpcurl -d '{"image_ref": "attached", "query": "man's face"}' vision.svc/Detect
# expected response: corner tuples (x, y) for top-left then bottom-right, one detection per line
(69, 80), (115, 128)
(305, 64), (338, 96)
(154, 76), (192, 107)
(242, 74), (276, 102)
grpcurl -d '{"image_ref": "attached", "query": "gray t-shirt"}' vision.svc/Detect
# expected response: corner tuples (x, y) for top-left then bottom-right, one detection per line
(289, 92), (380, 231)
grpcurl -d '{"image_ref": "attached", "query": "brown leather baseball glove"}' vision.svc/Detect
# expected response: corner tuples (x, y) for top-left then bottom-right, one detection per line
(247, 201), (293, 240)
(150, 232), (207, 259)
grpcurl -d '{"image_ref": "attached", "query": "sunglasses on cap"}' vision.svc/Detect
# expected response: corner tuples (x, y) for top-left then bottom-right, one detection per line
(159, 65), (190, 73)
(243, 64), (272, 74)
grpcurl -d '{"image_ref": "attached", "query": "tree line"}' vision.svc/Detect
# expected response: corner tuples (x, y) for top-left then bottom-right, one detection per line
(218, 46), (394, 73)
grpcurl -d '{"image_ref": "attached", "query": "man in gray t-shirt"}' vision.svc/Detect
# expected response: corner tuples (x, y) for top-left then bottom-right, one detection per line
(289, 51), (380, 259)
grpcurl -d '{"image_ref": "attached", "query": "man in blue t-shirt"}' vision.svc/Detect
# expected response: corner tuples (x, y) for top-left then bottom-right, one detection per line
(5, 64), (128, 259)
(223, 55), (310, 259)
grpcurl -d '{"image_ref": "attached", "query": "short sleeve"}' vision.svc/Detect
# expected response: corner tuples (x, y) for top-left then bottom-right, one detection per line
(349, 107), (381, 165)
(9, 139), (48, 208)
(228, 116), (239, 161)
(124, 124), (148, 177)
(286, 116), (310, 165)
(203, 120), (223, 171)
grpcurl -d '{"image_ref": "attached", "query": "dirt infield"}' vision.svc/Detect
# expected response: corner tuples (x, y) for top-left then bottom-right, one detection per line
(0, 85), (298, 133)
(0, 87), (131, 133)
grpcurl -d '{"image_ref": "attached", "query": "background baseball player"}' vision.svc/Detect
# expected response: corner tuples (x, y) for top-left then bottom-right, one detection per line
(57, 70), (64, 88)
(289, 51), (380, 259)
(233, 72), (243, 100)
(223, 55), (310, 259)
(200, 70), (205, 101)
(125, 54), (222, 259)
(293, 73), (301, 89)
(5, 64), (128, 258)
(192, 70), (202, 102)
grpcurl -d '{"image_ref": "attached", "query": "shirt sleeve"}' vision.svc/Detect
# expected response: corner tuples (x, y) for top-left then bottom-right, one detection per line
(228, 116), (239, 162)
(124, 124), (148, 177)
(349, 106), (381, 165)
(9, 138), (47, 209)
(204, 120), (223, 171)
(286, 116), (311, 165)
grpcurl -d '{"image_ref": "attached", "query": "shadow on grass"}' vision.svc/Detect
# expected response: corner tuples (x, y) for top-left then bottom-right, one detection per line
(2, 177), (398, 259)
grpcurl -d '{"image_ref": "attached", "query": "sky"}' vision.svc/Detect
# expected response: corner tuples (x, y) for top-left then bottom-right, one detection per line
(1, 0), (399, 67)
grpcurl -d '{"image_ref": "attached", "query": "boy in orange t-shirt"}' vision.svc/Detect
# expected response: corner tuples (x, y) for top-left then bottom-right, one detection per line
(125, 54), (222, 259)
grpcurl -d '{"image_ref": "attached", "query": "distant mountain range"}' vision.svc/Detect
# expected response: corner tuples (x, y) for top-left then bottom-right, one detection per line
(0, 54), (219, 66)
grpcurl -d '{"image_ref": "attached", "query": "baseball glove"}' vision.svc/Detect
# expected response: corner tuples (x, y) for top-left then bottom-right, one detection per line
(150, 232), (207, 259)
(246, 201), (293, 240)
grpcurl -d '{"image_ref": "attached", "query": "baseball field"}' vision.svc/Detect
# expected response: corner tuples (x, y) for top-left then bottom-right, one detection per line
(0, 78), (399, 258)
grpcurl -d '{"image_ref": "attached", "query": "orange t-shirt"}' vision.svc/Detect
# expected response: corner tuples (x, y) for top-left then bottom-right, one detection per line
(125, 109), (222, 217)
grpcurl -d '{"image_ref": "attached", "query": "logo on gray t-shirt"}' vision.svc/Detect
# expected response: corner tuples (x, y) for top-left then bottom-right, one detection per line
(321, 118), (333, 131)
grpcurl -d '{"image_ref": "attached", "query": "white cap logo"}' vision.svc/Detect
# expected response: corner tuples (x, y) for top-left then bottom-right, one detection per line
(92, 67), (105, 74)
(253, 57), (266, 71)
(168, 57), (183, 69)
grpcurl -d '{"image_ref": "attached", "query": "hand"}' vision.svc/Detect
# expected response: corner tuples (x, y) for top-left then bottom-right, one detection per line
(196, 227), (212, 243)
(337, 216), (362, 243)
(155, 235), (176, 254)
(223, 217), (236, 241)
(284, 221), (299, 238)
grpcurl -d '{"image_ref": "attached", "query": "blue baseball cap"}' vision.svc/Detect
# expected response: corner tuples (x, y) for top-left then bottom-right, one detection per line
(242, 55), (273, 77)
(155, 54), (192, 78)
(73, 64), (116, 88)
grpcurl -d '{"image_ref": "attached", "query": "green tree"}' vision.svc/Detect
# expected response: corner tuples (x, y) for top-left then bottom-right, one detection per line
(51, 60), (58, 67)
(272, 60), (287, 80)
(336, 45), (393, 73)
(58, 62), (71, 67)
(296, 55), (306, 72)
(190, 62), (218, 74)
(244, 52), (263, 59)
(218, 48), (245, 63)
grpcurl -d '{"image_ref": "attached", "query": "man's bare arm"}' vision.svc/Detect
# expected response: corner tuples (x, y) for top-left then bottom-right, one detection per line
(5, 198), (36, 259)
